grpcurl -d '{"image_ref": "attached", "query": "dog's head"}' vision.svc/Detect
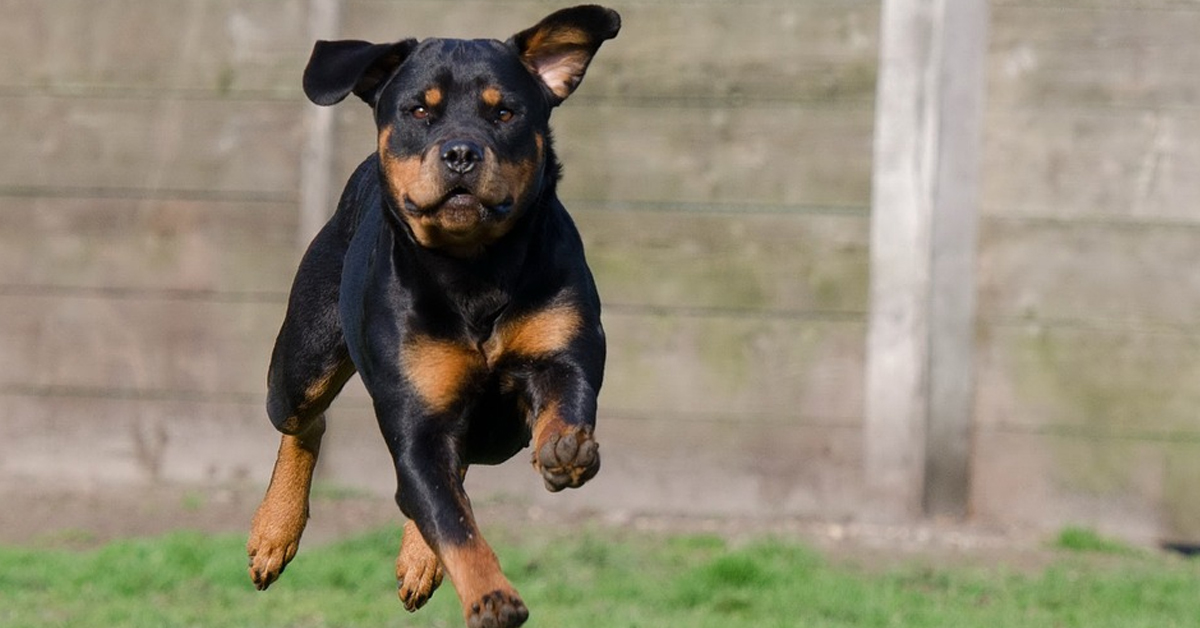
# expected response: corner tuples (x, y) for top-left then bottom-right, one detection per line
(302, 5), (620, 257)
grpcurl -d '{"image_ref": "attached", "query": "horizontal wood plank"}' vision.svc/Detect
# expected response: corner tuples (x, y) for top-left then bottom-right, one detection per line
(978, 219), (1200, 327)
(981, 109), (1200, 220)
(459, 414), (865, 518)
(0, 295), (283, 397)
(0, 392), (279, 486)
(0, 294), (864, 424)
(974, 324), (1200, 435)
(576, 208), (869, 314)
(4, 1), (878, 106)
(0, 197), (300, 295)
(0, 390), (863, 518)
(601, 310), (864, 422)
(995, 0), (1200, 7)
(990, 5), (1200, 109)
(342, 1), (879, 105)
(333, 104), (875, 208)
(0, 96), (304, 195)
(969, 428), (1191, 542)
(0, 0), (309, 95)
(0, 198), (867, 315)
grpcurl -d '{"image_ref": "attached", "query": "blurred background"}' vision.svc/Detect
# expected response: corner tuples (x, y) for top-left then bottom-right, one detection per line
(1, 0), (1198, 548)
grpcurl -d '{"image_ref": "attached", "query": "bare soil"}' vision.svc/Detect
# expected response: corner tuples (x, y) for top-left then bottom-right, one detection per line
(0, 481), (1061, 574)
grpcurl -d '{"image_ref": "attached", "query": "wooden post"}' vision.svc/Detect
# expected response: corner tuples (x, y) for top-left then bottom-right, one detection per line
(864, 0), (989, 520)
(300, 0), (343, 483)
(298, 0), (343, 249)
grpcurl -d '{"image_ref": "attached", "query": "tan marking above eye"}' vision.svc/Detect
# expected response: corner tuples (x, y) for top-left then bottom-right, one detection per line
(481, 86), (503, 108)
(424, 86), (443, 108)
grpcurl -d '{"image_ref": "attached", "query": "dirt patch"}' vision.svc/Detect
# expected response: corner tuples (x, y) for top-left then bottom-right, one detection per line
(0, 481), (1067, 575)
(0, 482), (396, 549)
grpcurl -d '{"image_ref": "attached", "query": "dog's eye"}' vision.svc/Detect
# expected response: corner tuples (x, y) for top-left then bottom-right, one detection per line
(410, 106), (430, 121)
(495, 108), (514, 124)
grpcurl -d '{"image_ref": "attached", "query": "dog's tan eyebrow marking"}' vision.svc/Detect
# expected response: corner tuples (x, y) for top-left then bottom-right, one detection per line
(424, 87), (443, 108)
(481, 86), (503, 108)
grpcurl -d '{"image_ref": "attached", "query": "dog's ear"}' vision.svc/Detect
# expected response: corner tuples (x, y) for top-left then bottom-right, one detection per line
(302, 39), (418, 106)
(510, 5), (620, 105)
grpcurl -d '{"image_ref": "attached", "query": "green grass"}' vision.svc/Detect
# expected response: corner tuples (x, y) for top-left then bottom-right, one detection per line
(1053, 526), (1140, 556)
(1, 526), (1199, 627)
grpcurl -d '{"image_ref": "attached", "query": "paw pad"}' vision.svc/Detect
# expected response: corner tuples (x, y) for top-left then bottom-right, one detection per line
(533, 425), (600, 492)
(467, 589), (529, 628)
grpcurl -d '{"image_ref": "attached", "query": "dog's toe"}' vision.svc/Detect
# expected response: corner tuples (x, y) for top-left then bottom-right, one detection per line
(397, 555), (443, 611)
(246, 535), (297, 591)
(396, 519), (444, 611)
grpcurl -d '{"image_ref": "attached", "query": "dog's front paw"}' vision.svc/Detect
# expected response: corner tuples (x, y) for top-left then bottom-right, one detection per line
(466, 589), (529, 628)
(533, 425), (600, 492)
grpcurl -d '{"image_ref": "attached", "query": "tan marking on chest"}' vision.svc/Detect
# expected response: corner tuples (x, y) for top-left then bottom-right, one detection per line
(483, 304), (581, 365)
(402, 305), (580, 412)
(402, 337), (484, 414)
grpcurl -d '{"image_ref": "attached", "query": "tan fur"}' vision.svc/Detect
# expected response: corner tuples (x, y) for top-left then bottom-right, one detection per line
(378, 134), (542, 257)
(273, 361), (353, 433)
(438, 539), (521, 624)
(424, 87), (443, 108)
(481, 86), (503, 108)
(402, 336), (484, 413)
(530, 399), (564, 451)
(520, 26), (594, 100)
(524, 25), (590, 52)
(396, 520), (444, 612)
(246, 423), (324, 589)
(484, 303), (581, 365)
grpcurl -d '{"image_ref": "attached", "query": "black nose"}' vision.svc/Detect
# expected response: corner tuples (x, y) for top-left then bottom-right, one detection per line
(441, 140), (483, 174)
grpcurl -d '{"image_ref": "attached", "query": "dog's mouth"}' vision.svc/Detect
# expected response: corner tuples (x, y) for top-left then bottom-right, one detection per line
(403, 188), (515, 229)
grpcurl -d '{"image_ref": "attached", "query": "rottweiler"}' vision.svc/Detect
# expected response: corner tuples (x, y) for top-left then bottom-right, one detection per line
(245, 5), (620, 628)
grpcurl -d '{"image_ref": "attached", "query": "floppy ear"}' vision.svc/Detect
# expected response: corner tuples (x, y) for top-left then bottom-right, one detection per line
(302, 38), (418, 106)
(510, 5), (620, 105)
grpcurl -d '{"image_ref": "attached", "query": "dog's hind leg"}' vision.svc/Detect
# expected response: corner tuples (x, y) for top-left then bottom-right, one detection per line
(396, 518), (444, 611)
(247, 216), (356, 590)
(378, 411), (528, 628)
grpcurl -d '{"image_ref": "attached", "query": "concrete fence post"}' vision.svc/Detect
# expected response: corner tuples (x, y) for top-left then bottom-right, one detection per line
(298, 0), (343, 249)
(864, 0), (989, 520)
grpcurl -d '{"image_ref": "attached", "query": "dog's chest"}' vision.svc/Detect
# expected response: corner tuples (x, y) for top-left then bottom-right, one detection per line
(400, 299), (581, 413)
